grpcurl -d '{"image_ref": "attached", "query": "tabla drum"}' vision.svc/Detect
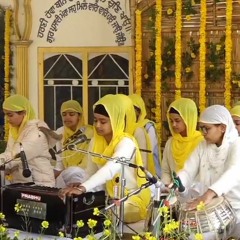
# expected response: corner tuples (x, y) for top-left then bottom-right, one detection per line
(144, 192), (179, 232)
(179, 196), (237, 239)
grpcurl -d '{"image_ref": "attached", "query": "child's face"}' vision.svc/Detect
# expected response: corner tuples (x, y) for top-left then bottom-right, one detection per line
(232, 115), (240, 135)
(4, 110), (25, 127)
(61, 111), (80, 131)
(93, 113), (112, 141)
(169, 113), (187, 137)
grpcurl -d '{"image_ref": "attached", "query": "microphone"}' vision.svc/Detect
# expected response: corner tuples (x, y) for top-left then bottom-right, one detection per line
(63, 127), (85, 145)
(139, 166), (162, 188)
(19, 143), (31, 178)
(56, 134), (88, 154)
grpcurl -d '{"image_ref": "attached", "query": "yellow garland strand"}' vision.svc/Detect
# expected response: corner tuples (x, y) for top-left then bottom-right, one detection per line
(4, 8), (11, 141)
(225, 0), (232, 109)
(175, 0), (182, 99)
(155, 0), (162, 145)
(135, 10), (142, 95)
(199, 0), (207, 113)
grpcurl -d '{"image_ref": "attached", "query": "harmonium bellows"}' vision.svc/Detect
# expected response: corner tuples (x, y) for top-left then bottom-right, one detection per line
(1, 183), (105, 237)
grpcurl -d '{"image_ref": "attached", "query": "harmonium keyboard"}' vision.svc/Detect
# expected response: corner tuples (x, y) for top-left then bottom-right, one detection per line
(1, 183), (106, 237)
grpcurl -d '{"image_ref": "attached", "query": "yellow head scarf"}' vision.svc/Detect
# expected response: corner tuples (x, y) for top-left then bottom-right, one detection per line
(92, 94), (150, 217)
(116, 94), (137, 135)
(129, 93), (156, 174)
(230, 105), (240, 118)
(61, 100), (92, 168)
(167, 98), (203, 171)
(3, 94), (36, 140)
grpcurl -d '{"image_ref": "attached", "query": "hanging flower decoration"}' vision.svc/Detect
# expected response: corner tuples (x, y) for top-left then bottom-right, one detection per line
(4, 8), (11, 141)
(199, 0), (207, 113)
(155, 0), (162, 144)
(135, 9), (142, 95)
(225, 0), (233, 109)
(175, 0), (182, 99)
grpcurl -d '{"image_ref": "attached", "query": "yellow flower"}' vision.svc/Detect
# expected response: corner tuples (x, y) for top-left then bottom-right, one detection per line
(159, 205), (169, 216)
(216, 44), (222, 51)
(163, 219), (179, 234)
(195, 233), (204, 240)
(74, 237), (83, 240)
(0, 213), (5, 220)
(41, 221), (49, 229)
(14, 230), (20, 238)
(59, 232), (65, 237)
(186, 15), (192, 21)
(191, 52), (196, 58)
(93, 208), (100, 216)
(14, 203), (22, 213)
(132, 236), (141, 240)
(76, 220), (84, 228)
(167, 8), (173, 15)
(197, 201), (205, 211)
(144, 73), (149, 79)
(103, 229), (111, 236)
(87, 219), (97, 229)
(185, 67), (191, 73)
(86, 235), (96, 240)
(103, 219), (111, 227)
(0, 224), (6, 233)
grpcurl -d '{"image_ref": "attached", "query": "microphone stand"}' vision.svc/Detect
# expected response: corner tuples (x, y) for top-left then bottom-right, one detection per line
(69, 145), (138, 238)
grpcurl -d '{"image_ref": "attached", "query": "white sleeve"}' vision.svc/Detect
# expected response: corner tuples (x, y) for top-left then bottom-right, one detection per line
(82, 137), (136, 192)
(134, 127), (147, 168)
(177, 144), (201, 189)
(209, 138), (240, 196)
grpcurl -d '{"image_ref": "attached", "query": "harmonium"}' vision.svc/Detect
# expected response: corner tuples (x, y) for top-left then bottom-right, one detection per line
(1, 183), (106, 237)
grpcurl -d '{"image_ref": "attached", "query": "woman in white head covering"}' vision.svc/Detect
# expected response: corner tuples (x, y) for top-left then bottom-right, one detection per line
(177, 105), (240, 238)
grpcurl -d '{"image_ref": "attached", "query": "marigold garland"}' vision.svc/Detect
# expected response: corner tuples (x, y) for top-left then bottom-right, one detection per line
(135, 10), (142, 95)
(175, 0), (182, 99)
(155, 0), (162, 144)
(225, 0), (232, 109)
(199, 0), (207, 113)
(4, 8), (11, 141)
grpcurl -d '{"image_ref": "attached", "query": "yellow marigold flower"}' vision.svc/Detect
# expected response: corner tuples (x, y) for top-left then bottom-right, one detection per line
(14, 203), (22, 213)
(185, 67), (191, 73)
(41, 221), (49, 229)
(103, 219), (111, 227)
(144, 74), (149, 79)
(209, 64), (214, 68)
(216, 44), (221, 51)
(74, 237), (83, 240)
(14, 230), (20, 238)
(93, 208), (100, 216)
(86, 235), (96, 240)
(87, 219), (97, 229)
(144, 232), (152, 238)
(197, 201), (206, 211)
(0, 213), (5, 220)
(103, 229), (111, 236)
(194, 233), (204, 240)
(167, 51), (171, 55)
(132, 236), (141, 240)
(186, 15), (192, 21)
(76, 220), (84, 228)
(191, 52), (196, 58)
(167, 8), (173, 15)
(163, 220), (179, 234)
(59, 232), (65, 237)
(0, 224), (6, 233)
